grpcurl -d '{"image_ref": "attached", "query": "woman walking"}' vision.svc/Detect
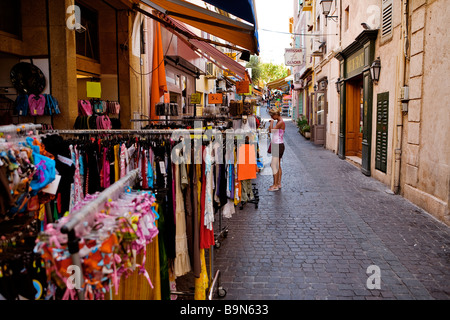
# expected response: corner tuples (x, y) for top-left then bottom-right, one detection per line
(268, 108), (285, 191)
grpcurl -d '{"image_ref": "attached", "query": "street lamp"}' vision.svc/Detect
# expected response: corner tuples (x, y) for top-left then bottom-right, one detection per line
(336, 77), (341, 94)
(320, 0), (338, 21)
(370, 57), (381, 83)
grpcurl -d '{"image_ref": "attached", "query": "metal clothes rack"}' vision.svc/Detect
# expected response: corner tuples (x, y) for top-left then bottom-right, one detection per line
(52, 127), (267, 299)
(0, 123), (42, 135)
(55, 128), (203, 135)
(59, 168), (141, 300)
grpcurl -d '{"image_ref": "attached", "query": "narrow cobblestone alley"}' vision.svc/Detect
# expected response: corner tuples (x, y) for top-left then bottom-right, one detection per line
(212, 109), (450, 300)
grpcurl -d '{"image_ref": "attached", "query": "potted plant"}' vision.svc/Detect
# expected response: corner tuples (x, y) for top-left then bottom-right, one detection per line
(297, 116), (307, 135)
(303, 124), (311, 139)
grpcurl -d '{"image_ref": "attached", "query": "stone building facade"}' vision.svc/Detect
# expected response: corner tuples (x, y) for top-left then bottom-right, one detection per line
(291, 0), (449, 225)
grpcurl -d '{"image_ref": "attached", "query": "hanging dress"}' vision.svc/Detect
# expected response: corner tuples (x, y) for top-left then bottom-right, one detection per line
(200, 146), (215, 249)
(173, 159), (191, 277)
(204, 145), (214, 230)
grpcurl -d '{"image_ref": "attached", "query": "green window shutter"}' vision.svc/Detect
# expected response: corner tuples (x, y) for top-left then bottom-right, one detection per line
(375, 92), (389, 173)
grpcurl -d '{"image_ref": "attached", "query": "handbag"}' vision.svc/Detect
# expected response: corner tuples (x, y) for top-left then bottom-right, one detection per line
(267, 143), (271, 154)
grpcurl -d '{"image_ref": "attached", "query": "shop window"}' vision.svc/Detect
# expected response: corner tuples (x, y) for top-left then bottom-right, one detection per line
(0, 0), (21, 39)
(75, 2), (100, 61)
(140, 22), (145, 55)
(181, 75), (187, 114)
(344, 6), (349, 31)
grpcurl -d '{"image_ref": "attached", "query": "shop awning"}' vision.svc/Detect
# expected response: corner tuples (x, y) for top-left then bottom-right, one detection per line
(267, 75), (289, 90)
(163, 16), (247, 80)
(253, 87), (263, 96)
(135, 0), (259, 54)
(189, 39), (247, 79)
(201, 0), (257, 25)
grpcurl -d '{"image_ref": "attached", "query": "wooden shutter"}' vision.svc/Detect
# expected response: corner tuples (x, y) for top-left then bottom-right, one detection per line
(375, 92), (389, 173)
(381, 0), (393, 42)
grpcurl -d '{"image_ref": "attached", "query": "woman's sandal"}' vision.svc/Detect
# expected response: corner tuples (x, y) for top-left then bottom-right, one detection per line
(268, 186), (279, 191)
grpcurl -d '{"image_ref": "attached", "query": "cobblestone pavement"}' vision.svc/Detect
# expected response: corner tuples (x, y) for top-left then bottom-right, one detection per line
(211, 108), (450, 300)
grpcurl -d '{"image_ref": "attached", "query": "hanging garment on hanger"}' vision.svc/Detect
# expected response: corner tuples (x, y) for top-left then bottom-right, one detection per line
(204, 144), (214, 231)
(237, 143), (257, 181)
(173, 160), (191, 277)
(200, 148), (215, 250)
(69, 145), (83, 209)
(191, 160), (201, 278)
(194, 248), (208, 300)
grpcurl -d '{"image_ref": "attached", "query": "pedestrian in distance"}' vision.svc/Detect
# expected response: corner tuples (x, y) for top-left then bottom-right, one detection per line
(268, 107), (285, 191)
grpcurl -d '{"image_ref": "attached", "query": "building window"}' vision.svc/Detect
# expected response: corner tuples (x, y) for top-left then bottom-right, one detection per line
(344, 6), (350, 31)
(140, 22), (145, 54)
(0, 0), (21, 39)
(75, 2), (100, 61)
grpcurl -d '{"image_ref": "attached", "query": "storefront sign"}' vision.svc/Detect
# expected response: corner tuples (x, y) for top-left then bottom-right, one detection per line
(284, 48), (303, 66)
(208, 93), (223, 104)
(86, 81), (101, 98)
(236, 80), (250, 94)
(346, 48), (365, 78)
(225, 52), (237, 61)
(190, 93), (202, 104)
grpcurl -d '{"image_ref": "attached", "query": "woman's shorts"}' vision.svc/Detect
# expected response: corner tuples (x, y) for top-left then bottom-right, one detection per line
(272, 143), (285, 159)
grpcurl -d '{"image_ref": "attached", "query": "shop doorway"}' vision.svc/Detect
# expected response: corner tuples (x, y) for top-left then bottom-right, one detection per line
(345, 75), (363, 158)
(313, 90), (326, 145)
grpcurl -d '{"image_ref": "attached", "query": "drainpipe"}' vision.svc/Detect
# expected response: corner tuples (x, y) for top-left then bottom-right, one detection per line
(339, 0), (342, 48)
(392, 0), (409, 194)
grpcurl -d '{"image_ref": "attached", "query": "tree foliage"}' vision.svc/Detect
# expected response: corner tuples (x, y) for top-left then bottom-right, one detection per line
(245, 55), (261, 84)
(246, 56), (289, 86)
(259, 62), (289, 85)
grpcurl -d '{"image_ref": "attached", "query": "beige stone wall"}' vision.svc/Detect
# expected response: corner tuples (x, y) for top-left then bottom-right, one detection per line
(401, 0), (450, 225)
(340, 0), (383, 50)
(370, 0), (404, 186)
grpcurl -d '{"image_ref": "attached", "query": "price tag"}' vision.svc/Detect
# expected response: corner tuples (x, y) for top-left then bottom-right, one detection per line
(159, 161), (166, 173)
(42, 175), (61, 195)
(208, 93), (223, 104)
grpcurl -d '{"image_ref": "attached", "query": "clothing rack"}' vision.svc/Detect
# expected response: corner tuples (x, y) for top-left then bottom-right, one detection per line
(0, 123), (42, 134)
(60, 168), (140, 300)
(55, 129), (203, 135)
(52, 127), (263, 300)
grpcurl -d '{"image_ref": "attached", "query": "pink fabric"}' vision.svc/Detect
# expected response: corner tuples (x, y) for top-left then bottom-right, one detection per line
(78, 100), (92, 116)
(28, 94), (46, 116)
(272, 128), (285, 144)
(120, 144), (126, 178)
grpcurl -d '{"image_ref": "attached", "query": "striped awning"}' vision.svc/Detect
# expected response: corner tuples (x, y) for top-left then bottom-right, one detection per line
(134, 0), (259, 54)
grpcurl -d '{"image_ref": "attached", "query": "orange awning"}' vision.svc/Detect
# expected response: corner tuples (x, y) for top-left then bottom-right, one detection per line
(134, 0), (259, 54)
(150, 22), (167, 119)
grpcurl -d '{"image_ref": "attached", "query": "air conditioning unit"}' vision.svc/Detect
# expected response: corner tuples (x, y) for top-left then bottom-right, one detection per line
(206, 62), (216, 78)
